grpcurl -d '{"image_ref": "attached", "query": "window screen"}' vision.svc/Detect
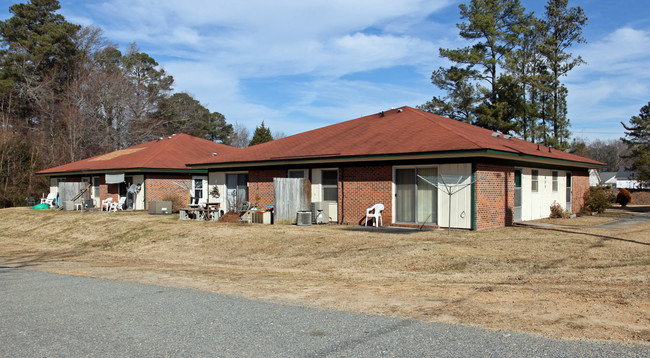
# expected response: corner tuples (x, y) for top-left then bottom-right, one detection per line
(322, 170), (338, 201)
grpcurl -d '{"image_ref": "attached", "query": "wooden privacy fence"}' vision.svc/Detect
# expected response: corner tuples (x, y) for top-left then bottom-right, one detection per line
(273, 178), (311, 224)
(58, 182), (91, 205)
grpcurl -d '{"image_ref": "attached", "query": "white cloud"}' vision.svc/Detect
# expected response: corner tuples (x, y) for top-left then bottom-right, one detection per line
(565, 26), (650, 139)
(571, 27), (650, 78)
(60, 0), (453, 136)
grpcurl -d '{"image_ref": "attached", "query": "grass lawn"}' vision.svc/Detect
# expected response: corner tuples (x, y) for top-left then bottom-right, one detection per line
(0, 207), (648, 344)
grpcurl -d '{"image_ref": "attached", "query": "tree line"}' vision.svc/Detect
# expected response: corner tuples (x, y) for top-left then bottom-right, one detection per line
(420, 0), (587, 150)
(0, 0), (276, 207)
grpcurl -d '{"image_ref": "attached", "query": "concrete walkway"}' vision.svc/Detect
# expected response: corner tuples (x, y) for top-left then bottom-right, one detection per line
(515, 208), (650, 229)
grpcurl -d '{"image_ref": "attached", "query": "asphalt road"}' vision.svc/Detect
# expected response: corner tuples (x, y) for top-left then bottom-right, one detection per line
(1, 266), (647, 357)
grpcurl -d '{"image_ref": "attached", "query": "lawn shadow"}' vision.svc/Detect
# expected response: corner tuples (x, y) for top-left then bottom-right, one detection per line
(0, 250), (82, 273)
(530, 226), (650, 247)
(342, 225), (442, 235)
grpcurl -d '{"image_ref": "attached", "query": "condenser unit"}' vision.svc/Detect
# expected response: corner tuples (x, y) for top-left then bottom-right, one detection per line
(148, 201), (172, 215)
(296, 211), (312, 226)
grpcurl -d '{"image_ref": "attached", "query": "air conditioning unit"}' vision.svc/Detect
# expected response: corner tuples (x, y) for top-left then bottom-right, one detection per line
(296, 211), (312, 226)
(148, 201), (172, 215)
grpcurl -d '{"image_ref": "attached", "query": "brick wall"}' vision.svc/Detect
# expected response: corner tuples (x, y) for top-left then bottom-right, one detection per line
(249, 169), (287, 208)
(571, 170), (589, 213)
(475, 163), (515, 230)
(339, 165), (392, 225)
(95, 177), (115, 209)
(145, 174), (192, 207)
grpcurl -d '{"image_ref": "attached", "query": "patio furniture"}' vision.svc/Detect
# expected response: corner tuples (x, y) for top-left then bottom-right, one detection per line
(109, 197), (126, 212)
(205, 202), (221, 221)
(196, 198), (208, 220)
(364, 203), (384, 227)
(101, 198), (113, 211)
(41, 193), (57, 207)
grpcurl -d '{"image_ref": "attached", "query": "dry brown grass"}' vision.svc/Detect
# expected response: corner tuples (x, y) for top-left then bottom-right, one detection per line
(1, 207), (648, 344)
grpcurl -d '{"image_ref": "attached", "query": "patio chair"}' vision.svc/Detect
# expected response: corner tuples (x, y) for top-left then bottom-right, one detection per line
(196, 198), (207, 220)
(109, 197), (126, 212)
(101, 197), (113, 211)
(41, 193), (57, 207)
(188, 196), (200, 208)
(364, 203), (384, 227)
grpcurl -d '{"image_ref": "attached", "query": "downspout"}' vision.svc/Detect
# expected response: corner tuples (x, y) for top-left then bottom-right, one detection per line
(143, 174), (147, 210)
(340, 167), (344, 224)
(471, 163), (476, 230)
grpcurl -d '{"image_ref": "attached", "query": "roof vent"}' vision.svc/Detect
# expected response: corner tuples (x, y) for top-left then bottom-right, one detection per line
(211, 153), (218, 156)
(491, 132), (501, 137)
(379, 111), (385, 117)
(397, 108), (403, 113)
(503, 134), (512, 139)
(168, 136), (172, 139)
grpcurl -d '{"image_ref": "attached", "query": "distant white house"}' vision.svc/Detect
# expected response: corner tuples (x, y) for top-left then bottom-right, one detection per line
(594, 169), (647, 189)
(615, 169), (646, 189)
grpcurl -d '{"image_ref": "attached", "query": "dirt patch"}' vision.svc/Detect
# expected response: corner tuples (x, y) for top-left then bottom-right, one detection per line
(0, 208), (648, 344)
(219, 211), (242, 223)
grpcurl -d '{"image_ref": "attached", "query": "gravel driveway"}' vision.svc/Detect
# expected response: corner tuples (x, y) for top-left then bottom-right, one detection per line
(1, 266), (647, 357)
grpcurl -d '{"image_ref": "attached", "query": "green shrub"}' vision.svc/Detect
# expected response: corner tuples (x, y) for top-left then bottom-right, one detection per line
(616, 188), (632, 207)
(161, 193), (185, 213)
(583, 186), (614, 213)
(549, 201), (569, 218)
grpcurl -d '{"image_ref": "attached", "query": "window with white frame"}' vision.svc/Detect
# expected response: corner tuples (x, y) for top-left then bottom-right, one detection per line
(531, 170), (539, 192)
(322, 170), (338, 201)
(92, 177), (100, 199)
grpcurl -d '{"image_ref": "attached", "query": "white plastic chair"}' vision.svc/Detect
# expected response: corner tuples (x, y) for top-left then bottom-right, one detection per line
(101, 197), (113, 211)
(364, 203), (384, 227)
(109, 197), (126, 212)
(41, 193), (57, 207)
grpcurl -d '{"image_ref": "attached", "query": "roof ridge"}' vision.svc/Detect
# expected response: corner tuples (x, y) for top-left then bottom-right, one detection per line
(405, 107), (485, 149)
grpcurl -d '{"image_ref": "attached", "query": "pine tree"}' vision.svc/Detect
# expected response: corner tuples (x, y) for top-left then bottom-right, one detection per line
(621, 102), (650, 187)
(422, 0), (587, 148)
(249, 121), (274, 146)
(538, 0), (587, 149)
(430, 0), (529, 133)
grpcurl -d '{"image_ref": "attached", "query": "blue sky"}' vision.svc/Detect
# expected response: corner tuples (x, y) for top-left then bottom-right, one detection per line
(3, 0), (649, 142)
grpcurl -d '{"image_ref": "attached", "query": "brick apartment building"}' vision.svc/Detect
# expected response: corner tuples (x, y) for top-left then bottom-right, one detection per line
(36, 134), (238, 210)
(189, 107), (603, 230)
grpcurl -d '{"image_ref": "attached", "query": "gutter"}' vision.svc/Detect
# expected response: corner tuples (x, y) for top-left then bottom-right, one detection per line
(35, 167), (210, 177)
(188, 149), (605, 170)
